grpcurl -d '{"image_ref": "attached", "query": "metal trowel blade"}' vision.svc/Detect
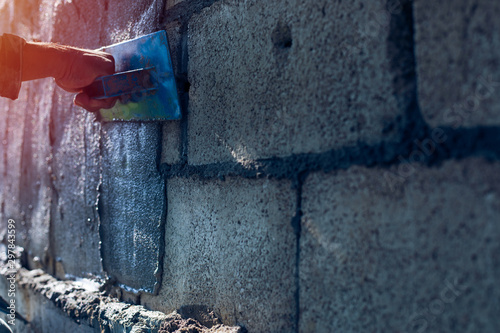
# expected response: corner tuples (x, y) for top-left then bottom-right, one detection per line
(91, 31), (181, 122)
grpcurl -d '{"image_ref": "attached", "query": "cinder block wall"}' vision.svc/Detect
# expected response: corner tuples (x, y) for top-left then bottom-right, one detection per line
(1, 0), (500, 332)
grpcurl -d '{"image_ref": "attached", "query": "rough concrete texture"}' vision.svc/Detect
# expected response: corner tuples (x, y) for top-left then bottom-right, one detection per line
(187, 0), (411, 165)
(0, 266), (243, 333)
(161, 20), (184, 165)
(300, 158), (500, 332)
(100, 123), (165, 293)
(141, 176), (297, 332)
(161, 121), (182, 165)
(18, 80), (53, 271)
(414, 0), (500, 128)
(100, 0), (164, 45)
(48, 89), (103, 279)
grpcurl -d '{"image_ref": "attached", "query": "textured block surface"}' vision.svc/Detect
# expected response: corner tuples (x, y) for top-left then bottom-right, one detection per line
(142, 176), (297, 332)
(187, 0), (410, 165)
(100, 122), (165, 293)
(49, 89), (103, 278)
(414, 0), (500, 127)
(300, 158), (500, 333)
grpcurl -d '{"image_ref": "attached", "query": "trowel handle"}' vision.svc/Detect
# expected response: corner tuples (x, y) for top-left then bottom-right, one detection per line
(83, 67), (158, 100)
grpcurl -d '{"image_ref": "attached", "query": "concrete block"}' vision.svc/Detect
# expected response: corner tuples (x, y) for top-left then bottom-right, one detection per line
(141, 176), (297, 332)
(49, 89), (103, 278)
(414, 0), (500, 127)
(300, 158), (500, 332)
(187, 0), (410, 165)
(99, 122), (165, 293)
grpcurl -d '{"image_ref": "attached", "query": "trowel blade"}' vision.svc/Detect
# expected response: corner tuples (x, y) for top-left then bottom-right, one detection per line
(94, 31), (181, 122)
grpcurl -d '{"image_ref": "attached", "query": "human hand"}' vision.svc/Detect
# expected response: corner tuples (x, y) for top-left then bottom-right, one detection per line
(54, 47), (118, 112)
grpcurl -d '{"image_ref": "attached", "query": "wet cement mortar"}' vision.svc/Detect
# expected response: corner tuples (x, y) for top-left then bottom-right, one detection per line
(5, 267), (242, 333)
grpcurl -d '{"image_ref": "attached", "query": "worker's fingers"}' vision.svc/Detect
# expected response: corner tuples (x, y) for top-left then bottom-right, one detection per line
(74, 93), (117, 112)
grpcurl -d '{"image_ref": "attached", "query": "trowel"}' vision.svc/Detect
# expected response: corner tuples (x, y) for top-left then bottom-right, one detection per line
(84, 31), (181, 121)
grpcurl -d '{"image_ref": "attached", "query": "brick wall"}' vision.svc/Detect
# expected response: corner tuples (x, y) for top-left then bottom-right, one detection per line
(1, 0), (499, 332)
